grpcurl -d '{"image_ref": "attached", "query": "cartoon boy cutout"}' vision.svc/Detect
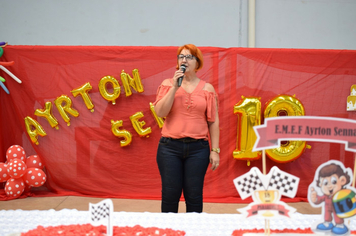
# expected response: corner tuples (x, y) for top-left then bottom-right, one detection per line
(309, 161), (352, 235)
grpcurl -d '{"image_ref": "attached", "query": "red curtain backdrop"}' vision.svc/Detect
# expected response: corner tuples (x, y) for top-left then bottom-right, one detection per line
(1, 46), (356, 202)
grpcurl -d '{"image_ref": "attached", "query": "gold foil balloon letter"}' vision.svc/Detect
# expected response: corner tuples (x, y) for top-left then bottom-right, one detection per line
(24, 116), (47, 145)
(54, 95), (79, 126)
(130, 111), (152, 137)
(233, 96), (262, 163)
(34, 102), (59, 130)
(71, 82), (95, 112)
(121, 69), (144, 97)
(149, 102), (164, 128)
(111, 120), (133, 147)
(98, 76), (121, 105)
(264, 94), (308, 163)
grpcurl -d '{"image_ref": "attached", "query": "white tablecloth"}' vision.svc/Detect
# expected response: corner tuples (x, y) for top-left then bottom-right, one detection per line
(1, 209), (356, 236)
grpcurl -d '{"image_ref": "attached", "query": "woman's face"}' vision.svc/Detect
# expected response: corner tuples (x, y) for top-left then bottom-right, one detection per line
(178, 49), (198, 72)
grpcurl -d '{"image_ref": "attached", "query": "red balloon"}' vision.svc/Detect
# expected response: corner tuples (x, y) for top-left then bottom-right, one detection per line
(6, 145), (26, 162)
(26, 155), (44, 169)
(0, 163), (10, 182)
(7, 159), (27, 179)
(5, 178), (25, 198)
(23, 168), (46, 187)
(23, 184), (32, 193)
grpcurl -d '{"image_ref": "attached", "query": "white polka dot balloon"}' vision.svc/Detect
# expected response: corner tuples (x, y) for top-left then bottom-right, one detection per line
(5, 178), (25, 198)
(6, 159), (27, 178)
(0, 162), (10, 182)
(26, 155), (44, 169)
(6, 145), (26, 162)
(23, 168), (47, 187)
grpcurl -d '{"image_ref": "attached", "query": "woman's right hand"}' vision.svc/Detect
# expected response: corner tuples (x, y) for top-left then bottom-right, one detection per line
(172, 69), (185, 88)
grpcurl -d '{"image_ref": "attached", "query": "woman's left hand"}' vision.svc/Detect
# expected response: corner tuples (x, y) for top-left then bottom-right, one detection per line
(210, 152), (220, 171)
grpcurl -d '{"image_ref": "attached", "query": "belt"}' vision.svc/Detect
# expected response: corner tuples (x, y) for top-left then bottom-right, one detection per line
(173, 137), (204, 143)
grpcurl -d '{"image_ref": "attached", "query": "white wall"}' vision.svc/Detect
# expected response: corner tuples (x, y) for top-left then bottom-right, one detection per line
(1, 0), (355, 49)
(256, 0), (356, 49)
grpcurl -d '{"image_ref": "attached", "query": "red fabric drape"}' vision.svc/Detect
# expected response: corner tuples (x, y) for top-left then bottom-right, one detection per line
(1, 46), (356, 202)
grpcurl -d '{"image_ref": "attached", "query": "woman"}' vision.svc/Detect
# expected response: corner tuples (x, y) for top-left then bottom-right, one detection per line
(153, 44), (220, 213)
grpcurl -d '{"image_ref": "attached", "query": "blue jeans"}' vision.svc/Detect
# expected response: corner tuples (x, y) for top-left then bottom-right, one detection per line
(156, 137), (210, 213)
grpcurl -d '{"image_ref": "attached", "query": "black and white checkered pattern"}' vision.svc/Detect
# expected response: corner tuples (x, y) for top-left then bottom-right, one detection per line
(89, 199), (114, 236)
(267, 167), (299, 198)
(233, 167), (265, 199)
(91, 202), (110, 221)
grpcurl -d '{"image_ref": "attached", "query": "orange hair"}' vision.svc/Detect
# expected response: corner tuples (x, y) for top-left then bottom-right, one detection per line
(176, 44), (204, 71)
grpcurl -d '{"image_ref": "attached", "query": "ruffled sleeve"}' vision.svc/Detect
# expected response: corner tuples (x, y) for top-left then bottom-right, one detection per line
(153, 84), (172, 106)
(205, 91), (218, 122)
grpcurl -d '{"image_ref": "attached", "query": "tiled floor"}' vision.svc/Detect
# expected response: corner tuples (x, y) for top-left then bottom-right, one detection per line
(0, 196), (321, 214)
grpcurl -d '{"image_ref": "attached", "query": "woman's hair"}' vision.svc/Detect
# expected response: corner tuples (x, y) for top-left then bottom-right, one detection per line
(176, 44), (204, 71)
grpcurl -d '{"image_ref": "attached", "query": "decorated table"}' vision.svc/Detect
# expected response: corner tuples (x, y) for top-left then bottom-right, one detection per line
(0, 209), (344, 236)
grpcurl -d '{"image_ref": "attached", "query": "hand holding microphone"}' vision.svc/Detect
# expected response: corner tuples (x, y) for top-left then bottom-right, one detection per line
(177, 65), (186, 87)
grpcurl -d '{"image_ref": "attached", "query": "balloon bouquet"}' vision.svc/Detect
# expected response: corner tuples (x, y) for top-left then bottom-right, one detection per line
(0, 41), (22, 94)
(0, 145), (46, 199)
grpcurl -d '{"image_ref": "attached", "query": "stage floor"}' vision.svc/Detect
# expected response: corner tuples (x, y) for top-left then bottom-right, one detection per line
(0, 196), (321, 214)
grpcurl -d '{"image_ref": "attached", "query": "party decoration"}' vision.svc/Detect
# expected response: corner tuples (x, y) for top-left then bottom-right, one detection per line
(23, 167), (47, 187)
(130, 111), (152, 137)
(0, 61), (14, 66)
(89, 199), (114, 236)
(0, 81), (9, 94)
(6, 145), (26, 162)
(54, 95), (79, 126)
(98, 76), (121, 105)
(5, 178), (25, 199)
(233, 96), (262, 163)
(34, 101), (59, 130)
(234, 166), (298, 219)
(351, 85), (356, 95)
(0, 163), (10, 182)
(0, 65), (22, 83)
(71, 82), (95, 112)
(26, 155), (44, 169)
(111, 120), (132, 147)
(333, 189), (356, 218)
(2, 145), (46, 199)
(347, 84), (356, 111)
(24, 116), (47, 145)
(308, 160), (356, 235)
(0, 42), (20, 95)
(120, 69), (144, 97)
(149, 102), (164, 128)
(7, 159), (27, 178)
(264, 94), (308, 163)
(253, 116), (356, 154)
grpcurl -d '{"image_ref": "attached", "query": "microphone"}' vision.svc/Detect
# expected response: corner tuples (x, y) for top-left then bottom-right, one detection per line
(177, 65), (186, 87)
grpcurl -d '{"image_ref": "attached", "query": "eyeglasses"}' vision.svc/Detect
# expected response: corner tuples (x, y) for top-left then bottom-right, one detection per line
(177, 54), (196, 61)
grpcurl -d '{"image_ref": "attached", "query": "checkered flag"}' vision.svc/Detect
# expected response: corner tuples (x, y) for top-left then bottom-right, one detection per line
(267, 166), (299, 198)
(233, 167), (266, 199)
(89, 199), (113, 236)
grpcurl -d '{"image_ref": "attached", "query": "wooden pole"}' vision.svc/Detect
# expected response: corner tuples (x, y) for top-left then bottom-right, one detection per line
(262, 149), (270, 235)
(262, 150), (266, 175)
(353, 153), (356, 188)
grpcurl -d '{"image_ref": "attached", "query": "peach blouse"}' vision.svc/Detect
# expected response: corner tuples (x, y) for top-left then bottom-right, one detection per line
(154, 79), (218, 140)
